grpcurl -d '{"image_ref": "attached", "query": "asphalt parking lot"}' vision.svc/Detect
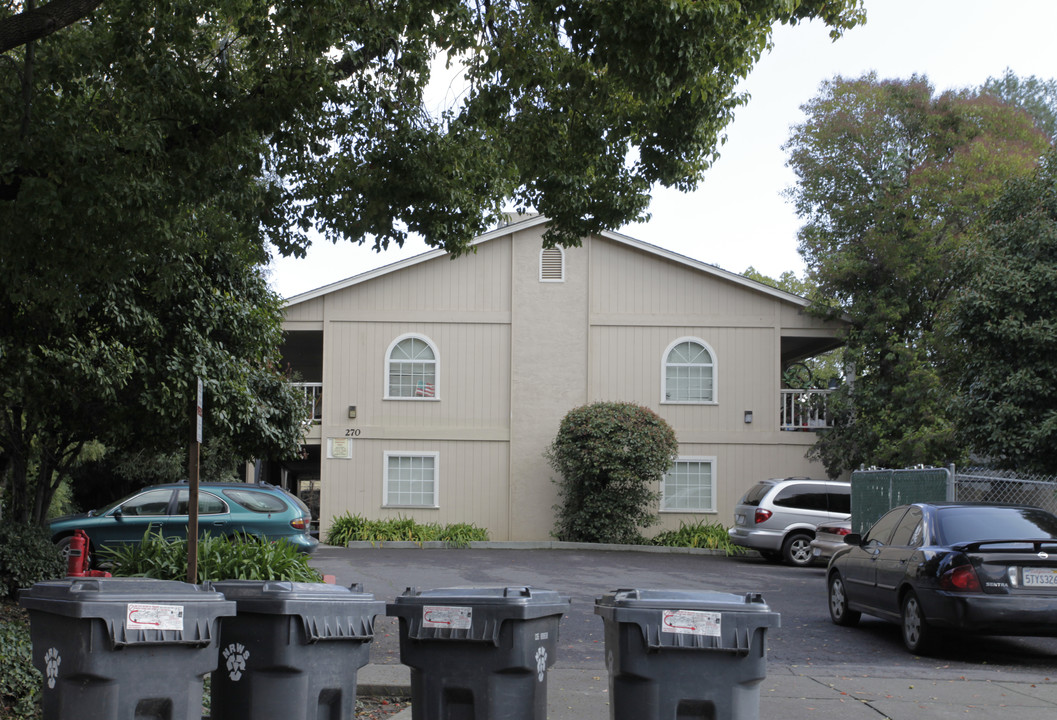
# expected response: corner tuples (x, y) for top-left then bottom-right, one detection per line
(310, 544), (1057, 672)
(310, 545), (1057, 720)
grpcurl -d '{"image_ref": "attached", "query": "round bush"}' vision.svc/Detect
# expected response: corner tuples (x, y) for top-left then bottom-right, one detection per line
(548, 402), (678, 544)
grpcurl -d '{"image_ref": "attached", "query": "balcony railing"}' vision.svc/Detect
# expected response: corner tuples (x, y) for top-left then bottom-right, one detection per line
(292, 382), (323, 424)
(780, 388), (833, 431)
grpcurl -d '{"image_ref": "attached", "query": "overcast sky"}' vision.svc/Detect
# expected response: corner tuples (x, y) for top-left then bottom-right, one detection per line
(268, 0), (1057, 299)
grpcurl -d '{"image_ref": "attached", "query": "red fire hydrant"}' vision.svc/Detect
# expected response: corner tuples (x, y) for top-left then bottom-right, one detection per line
(66, 529), (111, 578)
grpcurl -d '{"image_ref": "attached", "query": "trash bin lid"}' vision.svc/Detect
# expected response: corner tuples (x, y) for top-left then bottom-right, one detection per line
(595, 588), (774, 613)
(594, 589), (780, 654)
(19, 577), (235, 647)
(207, 580), (386, 642)
(387, 587), (570, 644)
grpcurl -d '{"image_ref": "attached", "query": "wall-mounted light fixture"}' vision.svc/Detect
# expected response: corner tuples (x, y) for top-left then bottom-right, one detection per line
(744, 410), (753, 424)
(348, 405), (357, 419)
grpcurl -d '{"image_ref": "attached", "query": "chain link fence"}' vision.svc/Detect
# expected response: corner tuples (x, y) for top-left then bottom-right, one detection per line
(850, 465), (1057, 534)
(952, 467), (1057, 515)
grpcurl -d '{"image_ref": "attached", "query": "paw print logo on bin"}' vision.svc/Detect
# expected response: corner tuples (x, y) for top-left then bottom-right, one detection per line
(535, 646), (548, 682)
(223, 643), (250, 682)
(44, 648), (61, 689)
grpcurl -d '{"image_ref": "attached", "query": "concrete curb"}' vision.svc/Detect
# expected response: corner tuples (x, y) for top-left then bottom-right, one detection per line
(342, 539), (743, 556)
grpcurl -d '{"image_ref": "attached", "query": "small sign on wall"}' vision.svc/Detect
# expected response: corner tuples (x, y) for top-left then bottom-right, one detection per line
(330, 438), (351, 459)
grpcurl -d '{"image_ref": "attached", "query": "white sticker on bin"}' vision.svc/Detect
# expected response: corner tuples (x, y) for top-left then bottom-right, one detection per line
(126, 603), (185, 631)
(422, 605), (472, 629)
(661, 609), (721, 637)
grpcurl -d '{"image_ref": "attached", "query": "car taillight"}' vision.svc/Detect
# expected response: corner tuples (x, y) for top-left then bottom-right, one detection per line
(819, 525), (851, 536)
(290, 517), (309, 531)
(940, 564), (981, 592)
(754, 509), (773, 524)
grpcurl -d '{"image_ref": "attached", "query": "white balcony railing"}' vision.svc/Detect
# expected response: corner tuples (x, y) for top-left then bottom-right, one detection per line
(780, 389), (833, 431)
(292, 382), (323, 424)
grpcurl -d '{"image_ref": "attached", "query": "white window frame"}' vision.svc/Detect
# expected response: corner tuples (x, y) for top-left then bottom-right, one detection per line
(660, 457), (717, 513)
(385, 334), (440, 400)
(383, 451), (440, 508)
(539, 247), (565, 282)
(661, 337), (717, 405)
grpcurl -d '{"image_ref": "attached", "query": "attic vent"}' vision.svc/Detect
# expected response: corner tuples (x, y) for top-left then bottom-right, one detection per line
(540, 247), (564, 282)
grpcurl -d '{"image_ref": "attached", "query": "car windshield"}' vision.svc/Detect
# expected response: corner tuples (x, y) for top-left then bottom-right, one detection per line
(937, 506), (1057, 546)
(93, 490), (144, 515)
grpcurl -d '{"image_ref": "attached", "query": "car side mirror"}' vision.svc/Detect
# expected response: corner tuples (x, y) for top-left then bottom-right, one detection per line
(113, 508), (124, 521)
(844, 533), (862, 546)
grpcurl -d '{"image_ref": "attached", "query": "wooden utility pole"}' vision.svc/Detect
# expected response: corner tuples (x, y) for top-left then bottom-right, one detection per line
(187, 378), (202, 584)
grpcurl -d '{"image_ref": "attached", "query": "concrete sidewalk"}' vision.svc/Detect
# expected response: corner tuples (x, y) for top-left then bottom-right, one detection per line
(358, 661), (1057, 720)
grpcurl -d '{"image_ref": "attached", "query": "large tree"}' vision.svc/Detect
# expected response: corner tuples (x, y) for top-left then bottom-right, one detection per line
(1, 235), (307, 525)
(1, 1), (865, 521)
(944, 150), (1057, 474)
(784, 73), (1051, 475)
(1, 0), (866, 260)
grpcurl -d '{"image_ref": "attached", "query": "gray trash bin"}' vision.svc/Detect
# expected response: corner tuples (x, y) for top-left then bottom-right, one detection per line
(387, 586), (570, 720)
(594, 589), (780, 720)
(18, 577), (235, 720)
(206, 580), (386, 720)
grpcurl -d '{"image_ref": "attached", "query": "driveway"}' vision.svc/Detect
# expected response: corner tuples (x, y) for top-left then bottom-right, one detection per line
(309, 545), (1057, 672)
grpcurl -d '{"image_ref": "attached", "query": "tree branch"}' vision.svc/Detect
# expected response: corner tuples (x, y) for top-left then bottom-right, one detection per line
(0, 0), (104, 54)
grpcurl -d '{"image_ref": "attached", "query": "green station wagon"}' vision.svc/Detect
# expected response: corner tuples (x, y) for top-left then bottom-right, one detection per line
(49, 481), (318, 564)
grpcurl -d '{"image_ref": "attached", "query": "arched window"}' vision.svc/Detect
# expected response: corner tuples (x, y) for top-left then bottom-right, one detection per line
(386, 335), (438, 399)
(663, 338), (716, 403)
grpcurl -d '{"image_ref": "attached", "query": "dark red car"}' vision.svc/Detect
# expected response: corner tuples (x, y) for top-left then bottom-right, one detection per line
(826, 502), (1057, 654)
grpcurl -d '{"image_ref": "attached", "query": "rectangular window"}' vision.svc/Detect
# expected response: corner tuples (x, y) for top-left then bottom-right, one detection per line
(389, 363), (436, 397)
(384, 452), (438, 507)
(665, 365), (713, 402)
(661, 458), (716, 513)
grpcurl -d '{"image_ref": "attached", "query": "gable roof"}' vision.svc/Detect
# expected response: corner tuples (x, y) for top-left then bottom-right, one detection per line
(282, 214), (815, 310)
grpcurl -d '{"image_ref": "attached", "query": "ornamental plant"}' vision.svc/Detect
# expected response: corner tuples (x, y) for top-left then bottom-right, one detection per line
(548, 402), (678, 544)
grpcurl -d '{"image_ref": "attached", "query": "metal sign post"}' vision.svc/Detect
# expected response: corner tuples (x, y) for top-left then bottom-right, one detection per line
(187, 378), (202, 584)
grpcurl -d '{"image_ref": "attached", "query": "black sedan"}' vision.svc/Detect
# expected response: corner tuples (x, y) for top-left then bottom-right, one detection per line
(826, 502), (1057, 654)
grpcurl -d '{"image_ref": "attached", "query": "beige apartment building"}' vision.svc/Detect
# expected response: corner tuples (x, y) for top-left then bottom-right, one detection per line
(272, 215), (846, 540)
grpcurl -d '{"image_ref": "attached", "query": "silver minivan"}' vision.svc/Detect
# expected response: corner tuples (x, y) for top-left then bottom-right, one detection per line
(728, 477), (851, 566)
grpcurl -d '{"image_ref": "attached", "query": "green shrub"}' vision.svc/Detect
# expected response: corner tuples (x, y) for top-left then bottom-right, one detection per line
(436, 522), (489, 548)
(547, 402), (679, 544)
(651, 520), (747, 555)
(325, 512), (370, 545)
(325, 514), (488, 547)
(101, 529), (322, 582)
(1, 605), (41, 720)
(0, 525), (65, 601)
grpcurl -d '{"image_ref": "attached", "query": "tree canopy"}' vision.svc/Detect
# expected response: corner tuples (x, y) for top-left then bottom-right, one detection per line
(784, 73), (1051, 475)
(981, 68), (1057, 142)
(944, 149), (1057, 475)
(1, 0), (865, 259)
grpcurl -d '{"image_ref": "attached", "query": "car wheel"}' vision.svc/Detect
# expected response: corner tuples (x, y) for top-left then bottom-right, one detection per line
(827, 572), (860, 627)
(55, 535), (90, 570)
(901, 591), (933, 654)
(782, 532), (815, 567)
